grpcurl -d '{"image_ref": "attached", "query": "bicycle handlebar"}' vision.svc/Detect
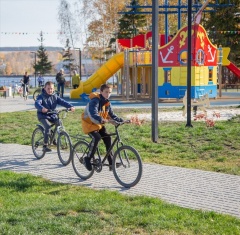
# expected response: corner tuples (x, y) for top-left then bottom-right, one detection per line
(46, 108), (71, 115)
(109, 119), (131, 127)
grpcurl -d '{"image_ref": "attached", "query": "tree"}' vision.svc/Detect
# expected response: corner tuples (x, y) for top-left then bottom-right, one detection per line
(117, 0), (148, 39)
(202, 0), (240, 66)
(62, 38), (75, 74)
(34, 32), (52, 75)
(5, 63), (12, 75)
(58, 0), (79, 48)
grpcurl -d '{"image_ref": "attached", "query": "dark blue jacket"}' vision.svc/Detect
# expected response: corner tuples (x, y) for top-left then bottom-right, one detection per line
(35, 89), (73, 121)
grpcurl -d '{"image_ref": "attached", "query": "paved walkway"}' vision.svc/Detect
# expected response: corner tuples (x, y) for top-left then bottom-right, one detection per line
(0, 95), (240, 219)
(1, 143), (239, 219)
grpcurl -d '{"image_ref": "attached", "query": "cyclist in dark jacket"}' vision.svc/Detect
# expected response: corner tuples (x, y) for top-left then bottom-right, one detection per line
(81, 83), (124, 171)
(35, 81), (75, 152)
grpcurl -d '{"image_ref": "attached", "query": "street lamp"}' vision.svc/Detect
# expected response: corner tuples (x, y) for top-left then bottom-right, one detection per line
(74, 48), (81, 79)
(30, 51), (37, 87)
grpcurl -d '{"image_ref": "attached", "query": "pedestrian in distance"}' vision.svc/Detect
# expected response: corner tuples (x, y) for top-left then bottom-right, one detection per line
(81, 83), (124, 171)
(37, 73), (44, 87)
(71, 70), (81, 89)
(22, 71), (30, 93)
(56, 68), (66, 97)
(35, 81), (75, 152)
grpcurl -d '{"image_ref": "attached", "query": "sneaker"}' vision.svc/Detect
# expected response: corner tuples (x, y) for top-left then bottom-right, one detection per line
(43, 145), (52, 152)
(84, 157), (92, 171)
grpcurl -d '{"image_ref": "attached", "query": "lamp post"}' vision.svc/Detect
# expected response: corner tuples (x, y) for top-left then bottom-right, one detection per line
(30, 51), (37, 87)
(74, 48), (81, 78)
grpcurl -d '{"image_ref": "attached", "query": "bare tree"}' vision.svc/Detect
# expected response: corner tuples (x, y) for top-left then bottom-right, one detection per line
(58, 0), (79, 48)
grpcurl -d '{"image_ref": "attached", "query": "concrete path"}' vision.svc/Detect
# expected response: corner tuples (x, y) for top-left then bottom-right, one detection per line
(0, 95), (240, 219)
(0, 143), (239, 219)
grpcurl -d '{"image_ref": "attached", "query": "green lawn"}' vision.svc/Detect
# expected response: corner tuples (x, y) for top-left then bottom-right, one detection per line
(0, 108), (240, 234)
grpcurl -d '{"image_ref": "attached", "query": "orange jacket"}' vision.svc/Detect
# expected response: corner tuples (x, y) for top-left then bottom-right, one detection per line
(81, 92), (109, 134)
(81, 92), (123, 134)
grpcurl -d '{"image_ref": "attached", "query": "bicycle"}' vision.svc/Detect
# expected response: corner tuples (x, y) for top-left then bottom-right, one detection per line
(31, 109), (72, 166)
(12, 83), (23, 98)
(33, 84), (44, 101)
(33, 85), (60, 101)
(72, 120), (143, 188)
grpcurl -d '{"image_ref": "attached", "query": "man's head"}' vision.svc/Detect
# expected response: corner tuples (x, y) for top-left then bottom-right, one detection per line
(100, 84), (112, 99)
(44, 81), (54, 95)
(60, 69), (64, 74)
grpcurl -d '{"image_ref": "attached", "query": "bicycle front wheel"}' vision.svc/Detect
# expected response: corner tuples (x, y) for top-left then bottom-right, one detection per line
(113, 145), (142, 188)
(33, 89), (41, 101)
(32, 127), (45, 159)
(72, 140), (94, 180)
(57, 131), (72, 166)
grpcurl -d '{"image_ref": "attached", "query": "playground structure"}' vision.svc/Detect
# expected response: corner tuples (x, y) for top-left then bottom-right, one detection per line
(70, 22), (240, 100)
(69, 1), (239, 100)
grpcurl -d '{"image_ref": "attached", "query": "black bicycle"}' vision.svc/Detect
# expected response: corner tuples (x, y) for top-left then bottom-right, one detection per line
(72, 120), (142, 188)
(31, 109), (72, 166)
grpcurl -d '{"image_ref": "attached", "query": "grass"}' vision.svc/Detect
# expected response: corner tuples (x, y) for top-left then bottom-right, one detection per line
(0, 107), (240, 233)
(0, 170), (239, 235)
(0, 108), (240, 175)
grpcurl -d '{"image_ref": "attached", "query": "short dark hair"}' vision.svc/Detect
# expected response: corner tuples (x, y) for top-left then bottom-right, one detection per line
(100, 83), (112, 91)
(45, 81), (54, 87)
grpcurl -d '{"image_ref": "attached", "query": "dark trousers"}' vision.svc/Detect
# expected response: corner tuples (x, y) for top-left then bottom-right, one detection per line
(39, 119), (56, 144)
(88, 126), (113, 164)
(57, 83), (64, 97)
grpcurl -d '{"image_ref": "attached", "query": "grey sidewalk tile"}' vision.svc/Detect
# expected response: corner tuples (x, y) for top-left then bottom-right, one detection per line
(0, 143), (239, 219)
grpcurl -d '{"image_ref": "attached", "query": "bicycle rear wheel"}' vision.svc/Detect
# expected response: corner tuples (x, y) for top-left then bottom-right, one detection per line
(72, 140), (94, 180)
(113, 145), (142, 188)
(32, 127), (45, 159)
(33, 89), (41, 101)
(57, 131), (72, 166)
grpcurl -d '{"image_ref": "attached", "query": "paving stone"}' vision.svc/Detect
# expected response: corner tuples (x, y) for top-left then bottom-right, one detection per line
(0, 143), (239, 219)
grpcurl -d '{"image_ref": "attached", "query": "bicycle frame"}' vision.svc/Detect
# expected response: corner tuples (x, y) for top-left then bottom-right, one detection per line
(37, 110), (66, 144)
(87, 123), (125, 168)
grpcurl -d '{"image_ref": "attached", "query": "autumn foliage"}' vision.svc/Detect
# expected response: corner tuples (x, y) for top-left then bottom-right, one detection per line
(194, 111), (221, 127)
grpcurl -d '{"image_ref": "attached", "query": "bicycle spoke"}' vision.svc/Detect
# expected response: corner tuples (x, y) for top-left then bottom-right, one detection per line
(113, 145), (142, 188)
(72, 141), (94, 180)
(57, 131), (72, 166)
(31, 127), (45, 159)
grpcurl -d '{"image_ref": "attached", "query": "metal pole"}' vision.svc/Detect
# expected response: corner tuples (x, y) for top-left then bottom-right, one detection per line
(79, 49), (81, 79)
(218, 45), (223, 97)
(151, 0), (159, 143)
(34, 53), (37, 87)
(186, 0), (193, 127)
(74, 48), (82, 78)
(31, 51), (37, 87)
(164, 0), (169, 43)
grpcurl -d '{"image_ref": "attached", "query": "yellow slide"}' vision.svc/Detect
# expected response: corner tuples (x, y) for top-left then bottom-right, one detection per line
(70, 52), (124, 99)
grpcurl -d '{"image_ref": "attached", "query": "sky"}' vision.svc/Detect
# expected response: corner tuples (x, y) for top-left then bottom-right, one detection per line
(0, 0), (78, 48)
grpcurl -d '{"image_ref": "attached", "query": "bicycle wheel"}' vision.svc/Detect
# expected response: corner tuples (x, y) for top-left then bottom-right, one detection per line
(57, 131), (72, 166)
(33, 89), (41, 101)
(113, 145), (142, 188)
(31, 127), (45, 159)
(72, 140), (94, 180)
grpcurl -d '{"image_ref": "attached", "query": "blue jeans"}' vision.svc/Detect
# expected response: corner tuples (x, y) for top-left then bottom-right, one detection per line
(57, 83), (64, 97)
